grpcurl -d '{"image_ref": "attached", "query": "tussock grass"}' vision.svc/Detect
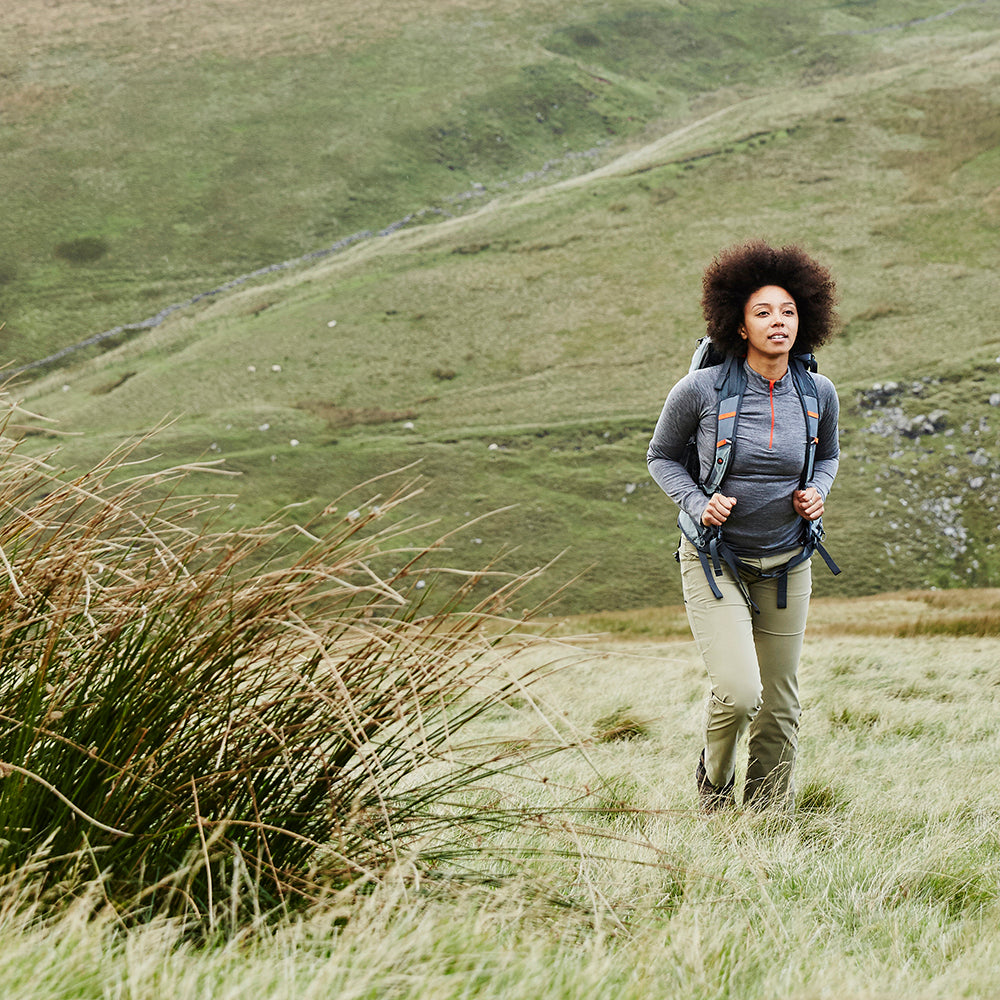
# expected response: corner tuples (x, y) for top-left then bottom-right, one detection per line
(592, 706), (654, 743)
(0, 625), (998, 996)
(0, 409), (587, 926)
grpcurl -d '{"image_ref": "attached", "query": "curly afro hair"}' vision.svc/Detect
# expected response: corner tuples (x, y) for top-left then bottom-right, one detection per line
(701, 239), (838, 357)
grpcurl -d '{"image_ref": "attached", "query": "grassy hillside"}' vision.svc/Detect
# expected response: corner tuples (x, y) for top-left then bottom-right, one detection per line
(2, 0), (991, 363)
(7, 1), (1000, 612)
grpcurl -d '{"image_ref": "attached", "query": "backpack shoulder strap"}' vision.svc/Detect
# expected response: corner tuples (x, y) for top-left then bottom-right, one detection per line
(788, 353), (842, 579)
(703, 355), (746, 496)
(788, 354), (821, 488)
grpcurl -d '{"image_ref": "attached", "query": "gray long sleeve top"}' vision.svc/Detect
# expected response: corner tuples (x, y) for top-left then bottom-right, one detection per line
(647, 361), (840, 558)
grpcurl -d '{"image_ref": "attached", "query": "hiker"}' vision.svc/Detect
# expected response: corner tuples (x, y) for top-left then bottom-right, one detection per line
(647, 239), (841, 812)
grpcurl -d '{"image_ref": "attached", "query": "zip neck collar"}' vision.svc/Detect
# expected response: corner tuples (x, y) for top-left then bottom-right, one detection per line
(743, 360), (792, 393)
(742, 361), (792, 450)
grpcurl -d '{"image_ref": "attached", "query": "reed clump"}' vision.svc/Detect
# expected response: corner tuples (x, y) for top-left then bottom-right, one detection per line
(0, 417), (562, 926)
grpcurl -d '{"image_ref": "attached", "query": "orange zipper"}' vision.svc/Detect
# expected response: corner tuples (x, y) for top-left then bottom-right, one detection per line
(768, 379), (776, 449)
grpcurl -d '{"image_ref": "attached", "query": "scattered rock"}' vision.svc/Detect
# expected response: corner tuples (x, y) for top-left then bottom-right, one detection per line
(901, 409), (948, 438)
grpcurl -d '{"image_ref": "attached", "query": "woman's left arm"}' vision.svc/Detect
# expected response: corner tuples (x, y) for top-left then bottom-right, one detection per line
(808, 378), (841, 499)
(795, 380), (840, 519)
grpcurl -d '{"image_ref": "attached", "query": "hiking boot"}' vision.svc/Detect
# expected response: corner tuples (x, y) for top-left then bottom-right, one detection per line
(696, 750), (735, 813)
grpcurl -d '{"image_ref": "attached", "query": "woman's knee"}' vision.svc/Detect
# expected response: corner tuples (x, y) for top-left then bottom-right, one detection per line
(711, 679), (763, 721)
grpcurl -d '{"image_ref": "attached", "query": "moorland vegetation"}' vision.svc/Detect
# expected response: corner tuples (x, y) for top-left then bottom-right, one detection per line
(1, 2), (1000, 995)
(3, 0), (999, 612)
(1, 548), (999, 998)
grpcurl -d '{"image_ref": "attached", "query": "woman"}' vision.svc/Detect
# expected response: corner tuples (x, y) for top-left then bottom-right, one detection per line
(647, 239), (840, 812)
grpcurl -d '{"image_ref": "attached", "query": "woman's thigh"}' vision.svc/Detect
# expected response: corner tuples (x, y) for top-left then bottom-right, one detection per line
(679, 540), (761, 705)
(747, 557), (812, 686)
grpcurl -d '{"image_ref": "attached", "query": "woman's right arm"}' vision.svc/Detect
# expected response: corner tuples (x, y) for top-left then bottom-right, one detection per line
(646, 375), (714, 524)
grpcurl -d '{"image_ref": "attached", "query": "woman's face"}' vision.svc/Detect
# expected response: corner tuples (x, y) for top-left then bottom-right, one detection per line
(740, 285), (799, 369)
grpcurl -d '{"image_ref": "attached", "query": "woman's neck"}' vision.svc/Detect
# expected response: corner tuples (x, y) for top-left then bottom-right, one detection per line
(745, 355), (789, 381)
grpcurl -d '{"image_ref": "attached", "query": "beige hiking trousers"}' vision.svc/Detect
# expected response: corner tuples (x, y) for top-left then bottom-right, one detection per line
(678, 537), (812, 809)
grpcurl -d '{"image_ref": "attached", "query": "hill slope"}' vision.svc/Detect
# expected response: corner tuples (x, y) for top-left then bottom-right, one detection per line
(8, 1), (1000, 611)
(3, 0), (992, 364)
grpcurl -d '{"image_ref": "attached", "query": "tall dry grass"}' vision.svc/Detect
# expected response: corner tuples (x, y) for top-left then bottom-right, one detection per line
(0, 410), (568, 927)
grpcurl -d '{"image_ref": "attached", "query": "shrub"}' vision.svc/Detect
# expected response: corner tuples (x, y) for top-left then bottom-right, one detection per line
(0, 414), (561, 926)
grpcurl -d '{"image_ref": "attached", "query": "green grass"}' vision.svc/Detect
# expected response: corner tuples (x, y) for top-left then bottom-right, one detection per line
(2, 0), (991, 361)
(1, 618), (999, 998)
(4, 8), (1000, 985)
(6, 1), (1000, 614)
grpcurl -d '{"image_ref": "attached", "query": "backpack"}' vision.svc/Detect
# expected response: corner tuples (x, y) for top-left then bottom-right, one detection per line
(676, 338), (840, 612)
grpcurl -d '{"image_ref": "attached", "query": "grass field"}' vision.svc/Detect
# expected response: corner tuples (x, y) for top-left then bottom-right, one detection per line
(4, 0), (1000, 615)
(3, 5), (1000, 993)
(1, 591), (998, 999)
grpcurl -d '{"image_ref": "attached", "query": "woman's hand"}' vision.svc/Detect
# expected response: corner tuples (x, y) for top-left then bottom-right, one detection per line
(701, 493), (737, 527)
(793, 487), (824, 521)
